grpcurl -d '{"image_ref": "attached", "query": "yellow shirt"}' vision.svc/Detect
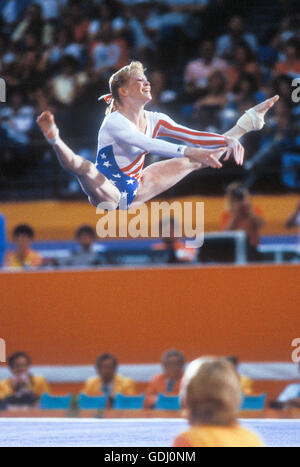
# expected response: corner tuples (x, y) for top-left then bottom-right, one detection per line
(241, 375), (254, 395)
(173, 424), (264, 447)
(0, 375), (50, 400)
(5, 249), (42, 269)
(83, 374), (136, 396)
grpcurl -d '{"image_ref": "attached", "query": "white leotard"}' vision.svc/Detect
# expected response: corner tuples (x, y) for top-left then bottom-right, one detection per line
(97, 110), (227, 182)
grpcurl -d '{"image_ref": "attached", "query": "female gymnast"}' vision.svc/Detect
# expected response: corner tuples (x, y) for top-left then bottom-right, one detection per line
(37, 61), (279, 211)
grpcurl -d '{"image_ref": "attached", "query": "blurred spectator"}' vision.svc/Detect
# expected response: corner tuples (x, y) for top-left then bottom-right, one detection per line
(153, 218), (198, 264)
(274, 38), (300, 77)
(32, 0), (68, 21)
(216, 15), (258, 60)
(0, 0), (30, 30)
(50, 55), (88, 106)
(277, 362), (300, 408)
(225, 356), (254, 396)
(65, 225), (99, 268)
(147, 69), (177, 111)
(11, 4), (45, 43)
(4, 224), (42, 270)
(128, 1), (156, 54)
(220, 183), (264, 261)
(0, 352), (50, 410)
(194, 70), (228, 130)
(45, 28), (73, 66)
(278, 15), (300, 44)
(90, 22), (129, 76)
(0, 90), (35, 145)
(173, 357), (264, 447)
(228, 42), (262, 90)
(83, 353), (136, 407)
(184, 40), (227, 92)
(145, 349), (185, 408)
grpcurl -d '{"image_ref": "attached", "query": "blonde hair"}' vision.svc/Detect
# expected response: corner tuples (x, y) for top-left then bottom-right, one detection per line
(106, 61), (145, 115)
(181, 357), (242, 426)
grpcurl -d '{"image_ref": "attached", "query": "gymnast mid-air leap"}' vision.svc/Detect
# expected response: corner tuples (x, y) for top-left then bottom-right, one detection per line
(37, 61), (279, 211)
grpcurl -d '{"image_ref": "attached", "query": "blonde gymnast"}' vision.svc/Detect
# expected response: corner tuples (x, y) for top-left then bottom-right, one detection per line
(37, 61), (279, 210)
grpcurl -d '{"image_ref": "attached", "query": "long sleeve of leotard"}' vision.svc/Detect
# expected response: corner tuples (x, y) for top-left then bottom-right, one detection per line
(152, 112), (227, 149)
(107, 112), (227, 159)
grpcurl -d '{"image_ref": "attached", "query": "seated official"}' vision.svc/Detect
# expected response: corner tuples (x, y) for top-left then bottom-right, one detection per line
(82, 353), (136, 407)
(173, 357), (264, 447)
(153, 219), (197, 264)
(0, 352), (50, 410)
(145, 349), (185, 409)
(65, 225), (100, 268)
(4, 224), (42, 270)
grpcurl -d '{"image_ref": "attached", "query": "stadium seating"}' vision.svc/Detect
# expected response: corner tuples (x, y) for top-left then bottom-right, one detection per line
(113, 394), (145, 410)
(78, 394), (107, 410)
(240, 394), (267, 411)
(40, 393), (73, 410)
(155, 394), (181, 411)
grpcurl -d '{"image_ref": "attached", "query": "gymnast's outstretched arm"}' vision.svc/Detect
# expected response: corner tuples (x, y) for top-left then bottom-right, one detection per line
(131, 95), (279, 207)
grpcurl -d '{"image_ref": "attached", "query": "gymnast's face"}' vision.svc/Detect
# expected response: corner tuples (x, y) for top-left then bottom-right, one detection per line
(125, 72), (152, 104)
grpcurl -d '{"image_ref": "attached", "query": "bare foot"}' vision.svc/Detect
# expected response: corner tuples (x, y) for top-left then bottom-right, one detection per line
(37, 111), (58, 140)
(253, 95), (279, 118)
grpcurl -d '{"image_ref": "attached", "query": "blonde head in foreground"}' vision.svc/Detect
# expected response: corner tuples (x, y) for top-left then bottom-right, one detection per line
(181, 357), (242, 426)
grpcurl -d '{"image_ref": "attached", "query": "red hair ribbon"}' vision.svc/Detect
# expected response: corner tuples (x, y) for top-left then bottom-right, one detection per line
(98, 93), (113, 104)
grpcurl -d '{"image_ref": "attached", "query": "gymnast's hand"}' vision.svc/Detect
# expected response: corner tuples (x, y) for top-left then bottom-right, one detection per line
(223, 135), (245, 166)
(185, 136), (244, 169)
(252, 95), (279, 119)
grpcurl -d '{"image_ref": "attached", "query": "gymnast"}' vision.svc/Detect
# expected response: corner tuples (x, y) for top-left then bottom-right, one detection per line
(37, 61), (279, 211)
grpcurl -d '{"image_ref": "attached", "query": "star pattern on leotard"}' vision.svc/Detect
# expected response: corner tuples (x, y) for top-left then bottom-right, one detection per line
(96, 146), (140, 209)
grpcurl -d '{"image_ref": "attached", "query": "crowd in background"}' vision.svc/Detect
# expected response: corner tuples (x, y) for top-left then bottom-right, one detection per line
(0, 0), (300, 199)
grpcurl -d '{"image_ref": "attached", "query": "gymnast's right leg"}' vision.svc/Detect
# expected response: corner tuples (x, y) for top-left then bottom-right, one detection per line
(37, 112), (121, 210)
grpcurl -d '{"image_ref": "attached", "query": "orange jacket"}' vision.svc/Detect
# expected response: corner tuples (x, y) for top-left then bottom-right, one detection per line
(173, 424), (264, 447)
(145, 373), (183, 408)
